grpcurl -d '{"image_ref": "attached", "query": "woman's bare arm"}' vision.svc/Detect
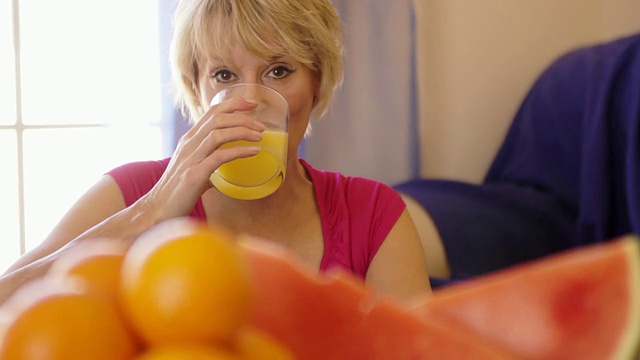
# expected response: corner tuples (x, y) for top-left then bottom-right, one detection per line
(400, 194), (451, 278)
(0, 175), (160, 305)
(365, 209), (432, 303)
(0, 99), (271, 306)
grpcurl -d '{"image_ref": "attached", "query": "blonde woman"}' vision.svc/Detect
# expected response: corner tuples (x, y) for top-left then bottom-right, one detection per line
(1, 0), (431, 303)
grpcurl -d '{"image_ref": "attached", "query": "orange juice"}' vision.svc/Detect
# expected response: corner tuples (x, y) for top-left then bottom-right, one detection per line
(210, 130), (288, 200)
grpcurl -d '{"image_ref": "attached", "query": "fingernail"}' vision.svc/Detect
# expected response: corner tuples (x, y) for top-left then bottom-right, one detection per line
(254, 121), (267, 131)
(251, 130), (263, 140)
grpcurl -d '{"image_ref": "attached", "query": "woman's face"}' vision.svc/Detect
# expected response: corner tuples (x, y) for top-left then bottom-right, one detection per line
(197, 45), (319, 159)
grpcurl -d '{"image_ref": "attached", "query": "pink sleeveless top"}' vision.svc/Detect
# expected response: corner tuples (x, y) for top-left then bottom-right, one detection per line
(107, 158), (405, 278)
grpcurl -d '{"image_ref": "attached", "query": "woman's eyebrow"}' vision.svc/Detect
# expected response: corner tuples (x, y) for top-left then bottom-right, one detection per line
(268, 55), (288, 62)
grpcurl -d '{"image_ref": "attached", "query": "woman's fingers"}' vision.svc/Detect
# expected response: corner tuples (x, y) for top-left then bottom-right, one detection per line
(187, 104), (266, 159)
(195, 145), (261, 181)
(209, 96), (258, 115)
(194, 97), (265, 133)
(168, 98), (266, 180)
(178, 98), (265, 155)
(137, 97), (270, 219)
(189, 125), (262, 161)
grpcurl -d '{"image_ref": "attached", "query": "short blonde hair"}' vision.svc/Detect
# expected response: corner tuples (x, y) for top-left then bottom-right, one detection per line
(170, 0), (344, 122)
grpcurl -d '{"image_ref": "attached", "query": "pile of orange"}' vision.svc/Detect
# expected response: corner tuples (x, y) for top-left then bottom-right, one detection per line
(0, 217), (293, 360)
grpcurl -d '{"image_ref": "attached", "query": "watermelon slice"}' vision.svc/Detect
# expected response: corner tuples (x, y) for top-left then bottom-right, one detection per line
(412, 235), (640, 360)
(242, 240), (517, 359)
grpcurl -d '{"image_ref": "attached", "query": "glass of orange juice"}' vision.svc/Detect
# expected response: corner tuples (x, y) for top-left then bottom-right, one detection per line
(209, 84), (289, 200)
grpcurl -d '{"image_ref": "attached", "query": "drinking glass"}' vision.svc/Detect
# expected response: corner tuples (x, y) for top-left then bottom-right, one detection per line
(209, 83), (289, 200)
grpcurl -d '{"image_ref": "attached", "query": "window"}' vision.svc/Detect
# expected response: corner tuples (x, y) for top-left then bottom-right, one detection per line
(0, 0), (166, 273)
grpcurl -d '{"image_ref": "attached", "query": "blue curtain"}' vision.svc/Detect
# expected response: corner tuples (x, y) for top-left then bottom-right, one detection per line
(303, 0), (420, 185)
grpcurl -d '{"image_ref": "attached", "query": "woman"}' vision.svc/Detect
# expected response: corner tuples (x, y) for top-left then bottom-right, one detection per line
(1, 0), (430, 303)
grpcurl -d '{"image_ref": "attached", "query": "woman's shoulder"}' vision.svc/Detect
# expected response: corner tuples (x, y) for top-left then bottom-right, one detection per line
(300, 159), (400, 200)
(106, 157), (171, 207)
(107, 157), (171, 177)
(300, 161), (407, 277)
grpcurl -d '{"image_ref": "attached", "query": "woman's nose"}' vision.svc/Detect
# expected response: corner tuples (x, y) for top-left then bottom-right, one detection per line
(239, 83), (271, 104)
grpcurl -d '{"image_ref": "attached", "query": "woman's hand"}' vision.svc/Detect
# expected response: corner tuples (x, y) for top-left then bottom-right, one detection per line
(142, 97), (266, 220)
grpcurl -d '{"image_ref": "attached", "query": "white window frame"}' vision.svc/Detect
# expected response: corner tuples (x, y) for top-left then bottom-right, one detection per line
(1, 0), (171, 272)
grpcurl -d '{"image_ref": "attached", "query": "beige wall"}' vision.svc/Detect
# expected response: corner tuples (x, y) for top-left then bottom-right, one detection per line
(414, 0), (640, 183)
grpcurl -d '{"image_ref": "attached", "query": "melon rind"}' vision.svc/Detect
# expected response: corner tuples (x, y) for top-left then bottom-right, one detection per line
(614, 236), (640, 360)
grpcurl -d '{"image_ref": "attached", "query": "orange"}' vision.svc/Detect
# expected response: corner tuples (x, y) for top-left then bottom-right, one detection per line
(48, 240), (126, 303)
(136, 344), (239, 360)
(120, 217), (252, 347)
(0, 276), (137, 360)
(236, 326), (294, 360)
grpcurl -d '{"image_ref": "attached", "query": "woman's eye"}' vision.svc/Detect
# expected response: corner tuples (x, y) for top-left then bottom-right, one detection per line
(268, 66), (292, 79)
(211, 70), (236, 83)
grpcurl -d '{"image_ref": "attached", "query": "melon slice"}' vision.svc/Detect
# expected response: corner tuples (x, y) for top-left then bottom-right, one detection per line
(241, 240), (517, 359)
(413, 235), (640, 360)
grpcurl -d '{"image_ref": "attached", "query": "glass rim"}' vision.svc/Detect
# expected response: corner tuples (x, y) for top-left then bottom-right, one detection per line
(210, 83), (289, 108)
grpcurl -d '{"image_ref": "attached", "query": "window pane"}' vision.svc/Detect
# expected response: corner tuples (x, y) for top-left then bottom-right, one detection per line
(0, 0), (16, 124)
(0, 131), (21, 273)
(22, 126), (162, 250)
(19, 0), (161, 126)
